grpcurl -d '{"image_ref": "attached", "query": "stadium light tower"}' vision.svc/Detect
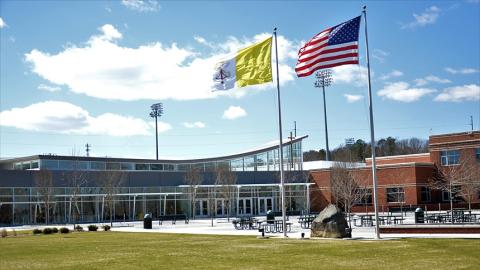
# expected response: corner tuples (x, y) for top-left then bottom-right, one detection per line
(150, 103), (163, 160)
(314, 70), (333, 161)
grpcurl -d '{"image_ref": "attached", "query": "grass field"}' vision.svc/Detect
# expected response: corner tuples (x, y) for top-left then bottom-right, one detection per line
(0, 231), (479, 270)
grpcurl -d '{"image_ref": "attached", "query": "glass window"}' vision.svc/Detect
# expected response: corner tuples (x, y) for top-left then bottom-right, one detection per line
(420, 187), (431, 202)
(164, 164), (175, 171)
(72, 161), (88, 170)
(41, 160), (59, 170)
(442, 186), (462, 202)
(90, 161), (106, 170)
(354, 188), (372, 205)
(476, 148), (480, 160)
(21, 162), (31, 170)
(244, 156), (255, 171)
(177, 164), (189, 171)
(120, 163), (134, 170)
(31, 161), (39, 169)
(150, 164), (163, 170)
(440, 150), (460, 165)
(387, 187), (405, 203)
(58, 160), (74, 170)
(135, 163), (149, 170)
(106, 162), (120, 170)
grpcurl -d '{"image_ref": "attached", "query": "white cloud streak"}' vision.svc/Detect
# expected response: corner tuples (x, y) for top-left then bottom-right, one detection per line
(414, 75), (451, 86)
(445, 67), (479, 75)
(378, 81), (436, 102)
(372, 49), (389, 63)
(25, 25), (297, 101)
(331, 65), (369, 87)
(0, 17), (6, 28)
(402, 6), (441, 29)
(121, 0), (160, 12)
(0, 101), (171, 136)
(222, 106), (247, 120)
(344, 94), (363, 103)
(434, 84), (480, 102)
(183, 121), (206, 128)
(379, 70), (403, 81)
(38, 84), (61, 92)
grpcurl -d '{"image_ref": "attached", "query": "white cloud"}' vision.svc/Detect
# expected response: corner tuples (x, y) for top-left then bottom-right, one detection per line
(378, 81), (436, 102)
(0, 17), (6, 28)
(183, 121), (206, 128)
(444, 67), (479, 75)
(222, 106), (247, 120)
(25, 25), (297, 101)
(38, 84), (61, 92)
(0, 101), (171, 136)
(121, 0), (160, 12)
(372, 49), (389, 63)
(344, 94), (363, 103)
(402, 6), (441, 29)
(96, 24), (122, 41)
(331, 65), (369, 87)
(379, 70), (403, 81)
(434, 84), (480, 102)
(414, 75), (451, 86)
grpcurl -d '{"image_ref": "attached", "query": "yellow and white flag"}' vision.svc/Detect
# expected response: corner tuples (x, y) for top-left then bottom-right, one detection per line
(213, 37), (272, 91)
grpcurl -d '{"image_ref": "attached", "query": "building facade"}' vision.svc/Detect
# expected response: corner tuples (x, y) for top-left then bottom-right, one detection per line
(309, 131), (480, 213)
(0, 136), (311, 226)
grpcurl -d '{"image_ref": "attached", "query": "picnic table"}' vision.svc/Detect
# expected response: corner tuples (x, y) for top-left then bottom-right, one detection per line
(232, 217), (262, 230)
(298, 215), (316, 228)
(262, 219), (292, 233)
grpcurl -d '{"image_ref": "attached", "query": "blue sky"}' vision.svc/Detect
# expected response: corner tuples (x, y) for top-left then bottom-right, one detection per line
(0, 0), (479, 159)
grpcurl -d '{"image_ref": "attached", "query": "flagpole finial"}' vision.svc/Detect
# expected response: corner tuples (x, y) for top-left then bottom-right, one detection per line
(274, 27), (277, 33)
(363, 6), (367, 11)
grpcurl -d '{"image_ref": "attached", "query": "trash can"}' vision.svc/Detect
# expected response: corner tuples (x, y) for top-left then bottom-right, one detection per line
(414, 208), (424, 224)
(144, 213), (152, 229)
(266, 210), (275, 224)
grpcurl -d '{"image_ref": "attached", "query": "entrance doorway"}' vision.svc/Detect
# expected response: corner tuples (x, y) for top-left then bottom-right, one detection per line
(215, 199), (226, 216)
(258, 197), (273, 215)
(195, 199), (208, 217)
(238, 198), (252, 216)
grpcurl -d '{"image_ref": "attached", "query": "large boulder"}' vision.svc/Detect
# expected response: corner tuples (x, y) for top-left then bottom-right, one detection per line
(311, 204), (350, 238)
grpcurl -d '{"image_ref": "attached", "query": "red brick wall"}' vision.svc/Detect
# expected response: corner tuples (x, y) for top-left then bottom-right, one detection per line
(309, 164), (436, 212)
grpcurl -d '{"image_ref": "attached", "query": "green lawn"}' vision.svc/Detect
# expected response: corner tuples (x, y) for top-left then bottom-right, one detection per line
(0, 231), (479, 270)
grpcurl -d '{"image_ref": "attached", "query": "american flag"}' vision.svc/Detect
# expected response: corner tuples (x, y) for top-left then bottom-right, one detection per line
(295, 16), (361, 77)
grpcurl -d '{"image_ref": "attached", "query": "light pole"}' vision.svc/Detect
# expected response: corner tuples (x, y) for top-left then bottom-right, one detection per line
(150, 103), (163, 160)
(314, 70), (333, 161)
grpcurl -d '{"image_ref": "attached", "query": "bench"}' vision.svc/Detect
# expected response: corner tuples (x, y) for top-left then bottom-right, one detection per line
(158, 214), (189, 225)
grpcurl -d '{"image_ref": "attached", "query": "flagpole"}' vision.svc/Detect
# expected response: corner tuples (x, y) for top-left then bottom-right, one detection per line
(273, 27), (287, 238)
(363, 6), (381, 239)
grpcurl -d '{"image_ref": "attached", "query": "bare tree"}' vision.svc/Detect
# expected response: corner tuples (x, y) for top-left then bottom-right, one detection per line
(34, 170), (54, 225)
(65, 155), (89, 229)
(185, 167), (203, 219)
(454, 155), (480, 211)
(329, 162), (369, 228)
(215, 164), (237, 221)
(429, 156), (476, 223)
(96, 170), (125, 227)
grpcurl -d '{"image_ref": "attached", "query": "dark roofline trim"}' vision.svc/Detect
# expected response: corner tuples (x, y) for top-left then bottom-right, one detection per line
(0, 135), (308, 165)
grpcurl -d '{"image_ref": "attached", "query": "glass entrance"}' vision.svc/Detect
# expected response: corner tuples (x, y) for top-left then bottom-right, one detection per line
(258, 197), (273, 215)
(238, 198), (252, 216)
(215, 199), (226, 216)
(195, 199), (208, 217)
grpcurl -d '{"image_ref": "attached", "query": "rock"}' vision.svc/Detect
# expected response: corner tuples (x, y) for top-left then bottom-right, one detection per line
(310, 204), (350, 238)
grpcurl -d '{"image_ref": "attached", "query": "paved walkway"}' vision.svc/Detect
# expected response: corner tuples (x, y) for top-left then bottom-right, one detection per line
(3, 214), (480, 240)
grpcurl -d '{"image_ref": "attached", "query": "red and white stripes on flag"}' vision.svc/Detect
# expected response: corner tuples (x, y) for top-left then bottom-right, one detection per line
(295, 16), (361, 77)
